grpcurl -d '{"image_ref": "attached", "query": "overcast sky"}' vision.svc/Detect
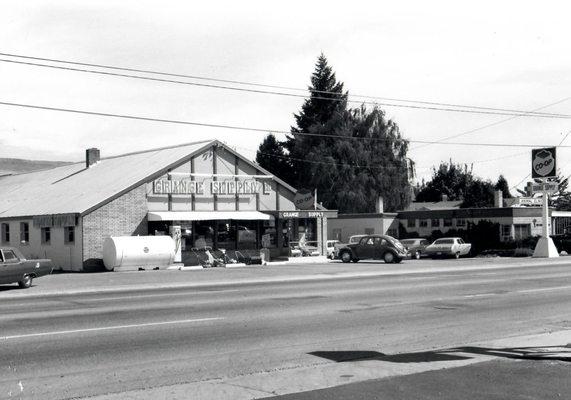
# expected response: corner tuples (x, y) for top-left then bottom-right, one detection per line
(1, 0), (570, 192)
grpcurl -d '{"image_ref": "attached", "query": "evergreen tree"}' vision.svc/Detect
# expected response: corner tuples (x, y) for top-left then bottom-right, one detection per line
(255, 134), (294, 185)
(284, 54), (347, 186)
(494, 175), (512, 198)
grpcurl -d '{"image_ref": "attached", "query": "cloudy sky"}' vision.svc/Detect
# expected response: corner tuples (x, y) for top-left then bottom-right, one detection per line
(1, 0), (570, 191)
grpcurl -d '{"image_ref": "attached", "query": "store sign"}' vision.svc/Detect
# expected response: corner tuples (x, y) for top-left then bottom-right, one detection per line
(294, 189), (315, 210)
(279, 211), (330, 218)
(516, 197), (542, 207)
(153, 179), (271, 195)
(532, 147), (556, 178)
(530, 182), (558, 194)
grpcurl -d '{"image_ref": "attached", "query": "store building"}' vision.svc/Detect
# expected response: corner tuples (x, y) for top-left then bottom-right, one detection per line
(0, 140), (336, 271)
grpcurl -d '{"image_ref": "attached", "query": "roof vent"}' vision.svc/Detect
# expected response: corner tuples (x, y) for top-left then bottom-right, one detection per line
(86, 148), (100, 168)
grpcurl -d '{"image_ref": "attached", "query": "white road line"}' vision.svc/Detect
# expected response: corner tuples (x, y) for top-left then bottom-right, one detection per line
(0, 317), (223, 340)
(464, 293), (496, 298)
(85, 289), (241, 302)
(516, 285), (571, 294)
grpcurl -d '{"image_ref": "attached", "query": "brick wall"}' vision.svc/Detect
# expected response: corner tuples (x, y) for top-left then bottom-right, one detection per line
(82, 184), (148, 269)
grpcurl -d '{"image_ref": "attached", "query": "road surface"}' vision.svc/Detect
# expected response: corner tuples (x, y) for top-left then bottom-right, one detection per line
(1, 258), (571, 399)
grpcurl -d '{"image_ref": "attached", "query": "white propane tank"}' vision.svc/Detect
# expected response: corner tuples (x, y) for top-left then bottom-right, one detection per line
(102, 236), (176, 271)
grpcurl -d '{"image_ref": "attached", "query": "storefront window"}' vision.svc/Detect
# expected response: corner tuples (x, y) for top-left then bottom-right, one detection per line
(237, 220), (258, 249)
(261, 219), (276, 248)
(217, 221), (236, 250)
(195, 221), (215, 248)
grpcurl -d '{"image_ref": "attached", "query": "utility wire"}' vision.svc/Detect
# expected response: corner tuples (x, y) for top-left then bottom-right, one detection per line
(2, 56), (571, 119)
(2, 52), (569, 118)
(1, 100), (571, 149)
(411, 96), (571, 150)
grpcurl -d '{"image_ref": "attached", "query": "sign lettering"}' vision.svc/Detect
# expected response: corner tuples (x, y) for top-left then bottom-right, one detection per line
(532, 147), (556, 178)
(153, 178), (270, 195)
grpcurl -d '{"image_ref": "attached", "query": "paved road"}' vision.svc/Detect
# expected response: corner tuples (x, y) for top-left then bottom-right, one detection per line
(1, 258), (571, 399)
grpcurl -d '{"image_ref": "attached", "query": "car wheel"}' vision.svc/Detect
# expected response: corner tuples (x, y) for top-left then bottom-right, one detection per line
(351, 258), (359, 263)
(383, 252), (395, 264)
(455, 252), (460, 259)
(18, 274), (33, 289)
(341, 251), (352, 263)
(414, 251), (421, 260)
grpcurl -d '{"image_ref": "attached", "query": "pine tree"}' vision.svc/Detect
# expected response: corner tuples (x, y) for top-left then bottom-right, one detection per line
(255, 134), (294, 185)
(284, 54), (347, 187)
(494, 175), (512, 198)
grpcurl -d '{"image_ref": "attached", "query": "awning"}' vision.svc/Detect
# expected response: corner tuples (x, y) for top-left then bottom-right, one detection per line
(147, 211), (273, 221)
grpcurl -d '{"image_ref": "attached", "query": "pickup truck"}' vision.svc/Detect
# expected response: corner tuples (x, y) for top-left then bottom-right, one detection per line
(0, 247), (53, 288)
(337, 234), (409, 264)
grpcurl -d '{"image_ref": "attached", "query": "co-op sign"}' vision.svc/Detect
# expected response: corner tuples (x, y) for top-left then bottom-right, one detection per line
(532, 147), (556, 179)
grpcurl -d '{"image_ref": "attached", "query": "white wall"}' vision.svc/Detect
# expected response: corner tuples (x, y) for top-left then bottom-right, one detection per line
(0, 219), (82, 270)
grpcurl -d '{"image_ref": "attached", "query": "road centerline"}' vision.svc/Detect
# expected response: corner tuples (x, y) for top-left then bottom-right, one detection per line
(0, 317), (223, 340)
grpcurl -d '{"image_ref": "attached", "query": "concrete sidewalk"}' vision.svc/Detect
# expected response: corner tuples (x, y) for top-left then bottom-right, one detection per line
(85, 326), (571, 400)
(1, 255), (570, 299)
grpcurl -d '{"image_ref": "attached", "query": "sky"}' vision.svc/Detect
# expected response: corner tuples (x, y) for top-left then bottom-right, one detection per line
(1, 0), (571, 193)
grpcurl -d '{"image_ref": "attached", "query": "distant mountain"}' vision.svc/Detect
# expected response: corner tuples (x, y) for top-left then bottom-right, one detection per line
(0, 158), (73, 175)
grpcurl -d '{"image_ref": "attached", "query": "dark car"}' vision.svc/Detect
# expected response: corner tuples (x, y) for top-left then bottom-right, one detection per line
(338, 235), (408, 264)
(400, 238), (430, 259)
(0, 247), (53, 288)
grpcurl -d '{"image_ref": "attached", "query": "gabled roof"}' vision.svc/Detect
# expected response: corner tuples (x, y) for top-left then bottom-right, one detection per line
(403, 200), (463, 211)
(0, 140), (297, 218)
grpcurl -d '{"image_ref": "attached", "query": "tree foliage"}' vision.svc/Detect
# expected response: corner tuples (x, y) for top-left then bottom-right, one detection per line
(256, 54), (413, 213)
(255, 134), (294, 184)
(416, 162), (511, 208)
(301, 105), (412, 213)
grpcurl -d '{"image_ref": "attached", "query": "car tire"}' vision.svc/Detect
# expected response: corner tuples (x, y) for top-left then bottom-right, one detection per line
(341, 252), (352, 263)
(383, 252), (395, 264)
(18, 274), (33, 289)
(414, 251), (421, 260)
(455, 252), (460, 259)
(351, 258), (359, 263)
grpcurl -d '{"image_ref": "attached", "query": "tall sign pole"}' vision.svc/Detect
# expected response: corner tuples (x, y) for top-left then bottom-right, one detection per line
(531, 147), (559, 258)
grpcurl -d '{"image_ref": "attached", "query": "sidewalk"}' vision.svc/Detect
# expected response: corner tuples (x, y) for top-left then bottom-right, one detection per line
(85, 326), (571, 400)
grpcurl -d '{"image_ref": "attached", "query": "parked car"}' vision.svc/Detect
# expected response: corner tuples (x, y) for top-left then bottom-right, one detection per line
(400, 238), (430, 259)
(424, 237), (472, 259)
(0, 247), (53, 288)
(337, 235), (408, 264)
(334, 234), (367, 259)
(326, 240), (340, 259)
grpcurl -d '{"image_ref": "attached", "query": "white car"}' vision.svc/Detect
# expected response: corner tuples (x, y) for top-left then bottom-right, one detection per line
(326, 240), (340, 259)
(424, 237), (471, 259)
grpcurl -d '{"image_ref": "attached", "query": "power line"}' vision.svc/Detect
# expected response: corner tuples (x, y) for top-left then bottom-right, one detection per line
(2, 55), (571, 119)
(1, 100), (571, 149)
(411, 96), (571, 150)
(3, 52), (569, 118)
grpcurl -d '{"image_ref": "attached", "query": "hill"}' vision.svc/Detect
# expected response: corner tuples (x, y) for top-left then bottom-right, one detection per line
(0, 158), (72, 175)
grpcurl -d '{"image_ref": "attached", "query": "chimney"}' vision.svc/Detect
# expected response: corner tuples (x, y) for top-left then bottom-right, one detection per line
(441, 194), (448, 202)
(86, 148), (100, 168)
(376, 196), (384, 213)
(494, 190), (503, 208)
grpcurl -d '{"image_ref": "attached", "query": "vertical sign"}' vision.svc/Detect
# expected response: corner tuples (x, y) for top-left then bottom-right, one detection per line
(531, 147), (556, 179)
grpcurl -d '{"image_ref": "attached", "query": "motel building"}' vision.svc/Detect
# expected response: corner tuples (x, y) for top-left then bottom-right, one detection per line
(0, 140), (336, 271)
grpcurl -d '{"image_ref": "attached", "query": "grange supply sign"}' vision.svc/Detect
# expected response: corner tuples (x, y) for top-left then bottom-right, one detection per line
(532, 147), (556, 178)
(153, 179), (271, 196)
